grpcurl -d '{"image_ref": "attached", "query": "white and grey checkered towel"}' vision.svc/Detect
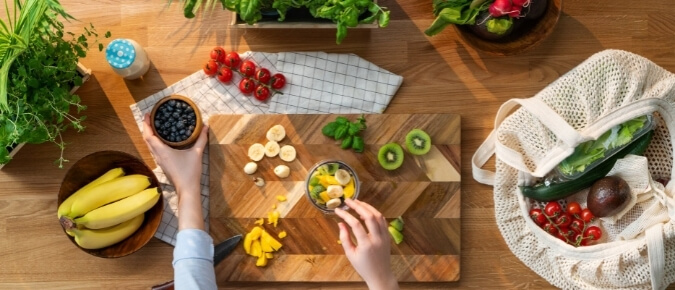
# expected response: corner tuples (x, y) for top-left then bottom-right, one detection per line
(130, 51), (402, 245)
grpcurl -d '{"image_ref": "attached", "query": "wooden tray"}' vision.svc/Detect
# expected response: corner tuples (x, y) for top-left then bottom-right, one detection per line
(209, 114), (461, 282)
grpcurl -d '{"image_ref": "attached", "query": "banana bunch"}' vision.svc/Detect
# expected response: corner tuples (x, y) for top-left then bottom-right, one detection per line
(58, 167), (160, 250)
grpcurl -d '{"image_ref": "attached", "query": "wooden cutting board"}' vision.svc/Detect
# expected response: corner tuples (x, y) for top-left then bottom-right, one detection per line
(208, 114), (461, 282)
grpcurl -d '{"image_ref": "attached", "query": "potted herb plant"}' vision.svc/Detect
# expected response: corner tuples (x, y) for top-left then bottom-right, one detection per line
(171, 0), (390, 44)
(0, 0), (108, 168)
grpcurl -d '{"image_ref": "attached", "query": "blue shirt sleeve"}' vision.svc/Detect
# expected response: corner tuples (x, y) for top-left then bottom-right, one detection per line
(173, 229), (217, 290)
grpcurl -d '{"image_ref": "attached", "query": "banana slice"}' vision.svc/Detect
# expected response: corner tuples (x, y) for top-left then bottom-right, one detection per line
(265, 141), (280, 157)
(266, 124), (286, 142)
(279, 145), (296, 162)
(274, 165), (291, 178)
(248, 143), (265, 161)
(326, 185), (344, 198)
(334, 169), (351, 185)
(326, 198), (342, 210)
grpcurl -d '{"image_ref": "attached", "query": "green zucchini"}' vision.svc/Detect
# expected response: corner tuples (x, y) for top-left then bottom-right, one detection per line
(520, 130), (654, 202)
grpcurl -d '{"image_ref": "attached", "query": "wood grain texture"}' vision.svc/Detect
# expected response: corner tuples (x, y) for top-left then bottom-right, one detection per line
(208, 114), (460, 282)
(1, 0), (675, 289)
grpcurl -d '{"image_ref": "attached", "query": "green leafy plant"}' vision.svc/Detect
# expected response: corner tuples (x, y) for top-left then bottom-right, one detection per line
(322, 114), (366, 152)
(170, 0), (390, 44)
(0, 0), (108, 167)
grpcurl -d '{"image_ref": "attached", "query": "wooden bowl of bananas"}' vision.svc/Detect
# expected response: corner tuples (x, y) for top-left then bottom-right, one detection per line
(58, 151), (163, 258)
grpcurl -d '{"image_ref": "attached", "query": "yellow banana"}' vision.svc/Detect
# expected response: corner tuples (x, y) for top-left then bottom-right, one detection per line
(67, 174), (151, 218)
(71, 214), (144, 250)
(58, 167), (125, 218)
(74, 187), (160, 229)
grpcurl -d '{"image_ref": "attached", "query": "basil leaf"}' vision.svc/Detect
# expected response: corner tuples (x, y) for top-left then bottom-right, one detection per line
(352, 136), (365, 153)
(322, 121), (339, 137)
(334, 124), (349, 140)
(341, 135), (353, 149)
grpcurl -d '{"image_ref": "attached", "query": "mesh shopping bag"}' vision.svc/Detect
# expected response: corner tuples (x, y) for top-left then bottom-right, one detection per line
(472, 49), (675, 289)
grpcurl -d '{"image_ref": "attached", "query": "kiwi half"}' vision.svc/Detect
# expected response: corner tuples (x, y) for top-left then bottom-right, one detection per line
(405, 129), (431, 155)
(378, 143), (404, 170)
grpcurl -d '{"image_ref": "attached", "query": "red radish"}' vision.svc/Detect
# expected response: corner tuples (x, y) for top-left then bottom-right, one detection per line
(489, 0), (513, 17)
(512, 0), (530, 7)
(509, 4), (523, 18)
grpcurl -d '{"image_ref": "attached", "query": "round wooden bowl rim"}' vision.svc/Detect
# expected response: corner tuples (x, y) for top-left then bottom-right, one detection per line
(150, 95), (203, 149)
(57, 150), (163, 258)
(454, 0), (563, 56)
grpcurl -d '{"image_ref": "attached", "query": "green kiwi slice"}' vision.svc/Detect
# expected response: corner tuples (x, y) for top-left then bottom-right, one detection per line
(378, 143), (404, 170)
(405, 129), (431, 155)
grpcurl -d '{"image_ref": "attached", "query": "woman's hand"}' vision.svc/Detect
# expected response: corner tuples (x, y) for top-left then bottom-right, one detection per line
(141, 113), (208, 230)
(334, 199), (399, 290)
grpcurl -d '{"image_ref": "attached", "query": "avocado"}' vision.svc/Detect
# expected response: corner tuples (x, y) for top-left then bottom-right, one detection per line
(587, 176), (631, 217)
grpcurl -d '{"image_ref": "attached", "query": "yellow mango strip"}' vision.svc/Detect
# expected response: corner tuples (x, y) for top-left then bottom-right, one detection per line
(243, 233), (253, 254)
(319, 191), (331, 203)
(267, 210), (280, 227)
(319, 175), (340, 188)
(254, 218), (264, 225)
(278, 230), (287, 239)
(249, 226), (262, 240)
(343, 179), (355, 198)
(276, 195), (287, 202)
(256, 253), (267, 267)
(250, 239), (262, 258)
(265, 252), (274, 259)
(337, 240), (342, 245)
(272, 204), (277, 209)
(262, 229), (283, 251)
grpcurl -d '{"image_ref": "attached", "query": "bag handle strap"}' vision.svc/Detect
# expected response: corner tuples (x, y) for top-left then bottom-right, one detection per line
(647, 223), (665, 290)
(472, 97), (675, 185)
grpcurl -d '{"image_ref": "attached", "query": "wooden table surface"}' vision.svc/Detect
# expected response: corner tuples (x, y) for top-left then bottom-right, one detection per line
(1, 0), (674, 289)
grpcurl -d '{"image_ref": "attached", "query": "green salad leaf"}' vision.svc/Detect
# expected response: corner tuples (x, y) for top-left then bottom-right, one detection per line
(424, 0), (491, 36)
(557, 115), (650, 176)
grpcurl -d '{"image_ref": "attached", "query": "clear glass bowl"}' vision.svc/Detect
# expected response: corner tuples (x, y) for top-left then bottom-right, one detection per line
(305, 160), (360, 213)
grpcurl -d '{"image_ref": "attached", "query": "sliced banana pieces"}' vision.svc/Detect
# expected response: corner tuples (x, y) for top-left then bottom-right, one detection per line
(265, 141), (280, 157)
(334, 169), (351, 185)
(279, 145), (296, 162)
(326, 185), (344, 198)
(248, 143), (265, 161)
(326, 198), (342, 210)
(266, 124), (286, 142)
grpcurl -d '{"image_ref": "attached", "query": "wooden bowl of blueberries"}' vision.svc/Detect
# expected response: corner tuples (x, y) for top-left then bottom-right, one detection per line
(150, 95), (203, 149)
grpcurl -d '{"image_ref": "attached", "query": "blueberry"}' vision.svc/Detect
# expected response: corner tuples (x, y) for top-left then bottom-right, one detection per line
(176, 122), (184, 129)
(168, 100), (176, 106)
(186, 129), (193, 137)
(188, 125), (195, 131)
(171, 126), (177, 132)
(154, 120), (161, 128)
(185, 106), (193, 112)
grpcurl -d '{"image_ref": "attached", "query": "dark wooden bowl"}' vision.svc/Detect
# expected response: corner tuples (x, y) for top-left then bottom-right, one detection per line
(455, 0), (563, 56)
(150, 95), (203, 149)
(58, 150), (163, 258)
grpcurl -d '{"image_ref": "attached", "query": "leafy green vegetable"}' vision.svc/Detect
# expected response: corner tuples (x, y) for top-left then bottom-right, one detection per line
(169, 0), (390, 44)
(424, 0), (491, 36)
(557, 115), (650, 176)
(486, 17), (512, 34)
(321, 114), (367, 153)
(0, 0), (108, 167)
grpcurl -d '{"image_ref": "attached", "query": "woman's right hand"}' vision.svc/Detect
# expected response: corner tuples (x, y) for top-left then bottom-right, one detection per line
(334, 199), (399, 290)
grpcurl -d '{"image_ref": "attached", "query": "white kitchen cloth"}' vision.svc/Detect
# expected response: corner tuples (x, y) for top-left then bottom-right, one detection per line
(130, 51), (402, 245)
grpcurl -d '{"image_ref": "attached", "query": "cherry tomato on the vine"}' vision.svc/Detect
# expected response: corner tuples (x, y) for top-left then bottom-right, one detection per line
(203, 59), (218, 76)
(566, 201), (582, 216)
(555, 212), (572, 228)
(584, 226), (602, 241)
(254, 84), (270, 101)
(543, 222), (558, 236)
(529, 208), (547, 227)
(544, 201), (563, 218)
(254, 68), (271, 84)
(270, 73), (286, 90)
(580, 208), (595, 223)
(224, 51), (241, 68)
(240, 60), (256, 77)
(210, 46), (226, 63)
(239, 78), (255, 94)
(569, 218), (585, 234)
(217, 66), (233, 83)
